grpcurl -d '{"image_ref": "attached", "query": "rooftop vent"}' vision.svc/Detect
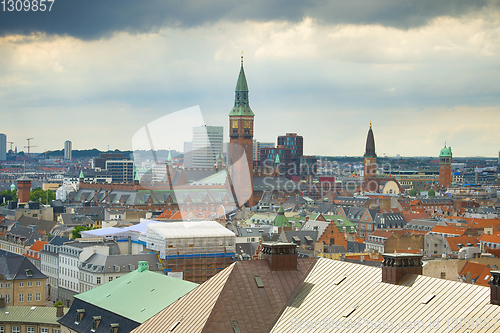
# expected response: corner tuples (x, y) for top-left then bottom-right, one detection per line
(138, 261), (149, 272)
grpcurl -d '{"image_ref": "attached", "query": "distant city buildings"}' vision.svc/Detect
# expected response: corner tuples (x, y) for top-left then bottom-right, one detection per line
(253, 140), (274, 161)
(0, 133), (6, 161)
(64, 140), (72, 160)
(192, 125), (223, 168)
(91, 152), (133, 183)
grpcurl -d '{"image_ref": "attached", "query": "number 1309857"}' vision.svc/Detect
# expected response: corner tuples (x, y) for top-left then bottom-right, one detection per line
(1, 0), (55, 11)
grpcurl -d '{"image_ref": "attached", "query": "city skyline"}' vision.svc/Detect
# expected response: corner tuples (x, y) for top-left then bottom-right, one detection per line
(1, 1), (500, 157)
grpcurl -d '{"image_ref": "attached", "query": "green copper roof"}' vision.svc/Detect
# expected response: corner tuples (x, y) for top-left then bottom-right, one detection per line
(0, 306), (67, 324)
(235, 62), (248, 92)
(167, 150), (172, 163)
(79, 169), (84, 179)
(439, 146), (452, 157)
(75, 269), (198, 323)
(273, 206), (291, 227)
(134, 168), (140, 182)
(275, 154), (280, 164)
(229, 59), (255, 117)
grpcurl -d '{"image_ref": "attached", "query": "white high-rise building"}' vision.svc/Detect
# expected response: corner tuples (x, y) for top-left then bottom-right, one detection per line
(192, 126), (223, 168)
(0, 134), (6, 161)
(183, 141), (193, 168)
(64, 140), (72, 160)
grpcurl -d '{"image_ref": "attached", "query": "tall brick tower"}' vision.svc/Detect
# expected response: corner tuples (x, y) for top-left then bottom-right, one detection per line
(364, 122), (377, 180)
(229, 55), (254, 207)
(17, 175), (31, 205)
(439, 144), (452, 188)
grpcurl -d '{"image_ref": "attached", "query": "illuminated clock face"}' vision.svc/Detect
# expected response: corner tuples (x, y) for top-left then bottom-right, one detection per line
(244, 121), (251, 128)
(232, 121), (238, 128)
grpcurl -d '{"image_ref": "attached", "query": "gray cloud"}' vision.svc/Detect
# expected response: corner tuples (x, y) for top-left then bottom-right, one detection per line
(0, 0), (494, 39)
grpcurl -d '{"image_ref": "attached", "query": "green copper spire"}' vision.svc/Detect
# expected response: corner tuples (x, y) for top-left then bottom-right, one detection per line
(167, 150), (172, 164)
(79, 169), (84, 179)
(134, 166), (139, 182)
(229, 54), (255, 117)
(273, 205), (291, 227)
(274, 154), (280, 164)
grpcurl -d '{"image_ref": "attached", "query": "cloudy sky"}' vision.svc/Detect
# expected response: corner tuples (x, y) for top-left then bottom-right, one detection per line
(1, 0), (500, 157)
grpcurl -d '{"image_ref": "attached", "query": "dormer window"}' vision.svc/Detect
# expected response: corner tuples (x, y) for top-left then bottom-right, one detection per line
(92, 316), (101, 331)
(76, 309), (85, 323)
(110, 323), (119, 333)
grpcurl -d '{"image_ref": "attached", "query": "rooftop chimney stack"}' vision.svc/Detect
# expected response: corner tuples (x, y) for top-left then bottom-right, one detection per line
(56, 304), (64, 317)
(261, 242), (298, 271)
(382, 253), (423, 284)
(138, 261), (149, 272)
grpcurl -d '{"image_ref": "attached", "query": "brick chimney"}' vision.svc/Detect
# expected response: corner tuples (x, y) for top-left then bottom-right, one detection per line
(56, 304), (64, 317)
(261, 242), (298, 271)
(382, 253), (423, 284)
(489, 271), (500, 305)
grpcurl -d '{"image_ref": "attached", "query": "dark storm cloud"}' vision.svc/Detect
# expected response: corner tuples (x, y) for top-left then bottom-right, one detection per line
(0, 0), (494, 39)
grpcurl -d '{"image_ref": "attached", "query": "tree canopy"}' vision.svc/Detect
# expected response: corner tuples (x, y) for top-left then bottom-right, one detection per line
(30, 187), (55, 205)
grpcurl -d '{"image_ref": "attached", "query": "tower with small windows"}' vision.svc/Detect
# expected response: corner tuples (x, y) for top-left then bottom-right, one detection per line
(228, 55), (254, 206)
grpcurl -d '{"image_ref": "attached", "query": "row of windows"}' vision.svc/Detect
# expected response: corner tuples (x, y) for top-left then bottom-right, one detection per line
(0, 281), (40, 288)
(41, 264), (58, 276)
(60, 279), (78, 292)
(0, 327), (59, 333)
(17, 293), (41, 302)
(17, 281), (41, 287)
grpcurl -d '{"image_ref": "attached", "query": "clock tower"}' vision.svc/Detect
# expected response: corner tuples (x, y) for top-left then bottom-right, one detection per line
(229, 55), (254, 207)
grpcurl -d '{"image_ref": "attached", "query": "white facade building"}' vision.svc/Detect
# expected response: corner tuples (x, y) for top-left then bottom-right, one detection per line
(78, 253), (162, 293)
(192, 126), (223, 168)
(57, 239), (120, 306)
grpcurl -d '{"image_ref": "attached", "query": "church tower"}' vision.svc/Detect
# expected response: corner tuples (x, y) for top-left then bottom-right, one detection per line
(439, 144), (452, 188)
(229, 54), (254, 207)
(364, 122), (377, 180)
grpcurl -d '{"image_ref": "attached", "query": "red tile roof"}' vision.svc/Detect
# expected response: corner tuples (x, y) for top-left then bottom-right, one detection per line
(459, 262), (492, 287)
(401, 212), (431, 223)
(430, 225), (466, 236)
(30, 240), (48, 252)
(446, 236), (479, 252)
(369, 230), (395, 239)
(479, 234), (500, 244)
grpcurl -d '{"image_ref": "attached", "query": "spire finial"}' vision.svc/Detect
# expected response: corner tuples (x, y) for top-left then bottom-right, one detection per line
(241, 51), (243, 65)
(370, 121), (372, 128)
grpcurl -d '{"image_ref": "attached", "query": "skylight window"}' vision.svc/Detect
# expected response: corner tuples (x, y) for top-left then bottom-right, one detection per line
(421, 294), (436, 304)
(254, 276), (264, 288)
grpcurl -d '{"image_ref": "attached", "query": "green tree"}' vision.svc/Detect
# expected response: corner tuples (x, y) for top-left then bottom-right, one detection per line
(0, 189), (18, 203)
(409, 189), (417, 197)
(53, 301), (63, 307)
(428, 188), (436, 197)
(30, 187), (55, 205)
(72, 225), (95, 239)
